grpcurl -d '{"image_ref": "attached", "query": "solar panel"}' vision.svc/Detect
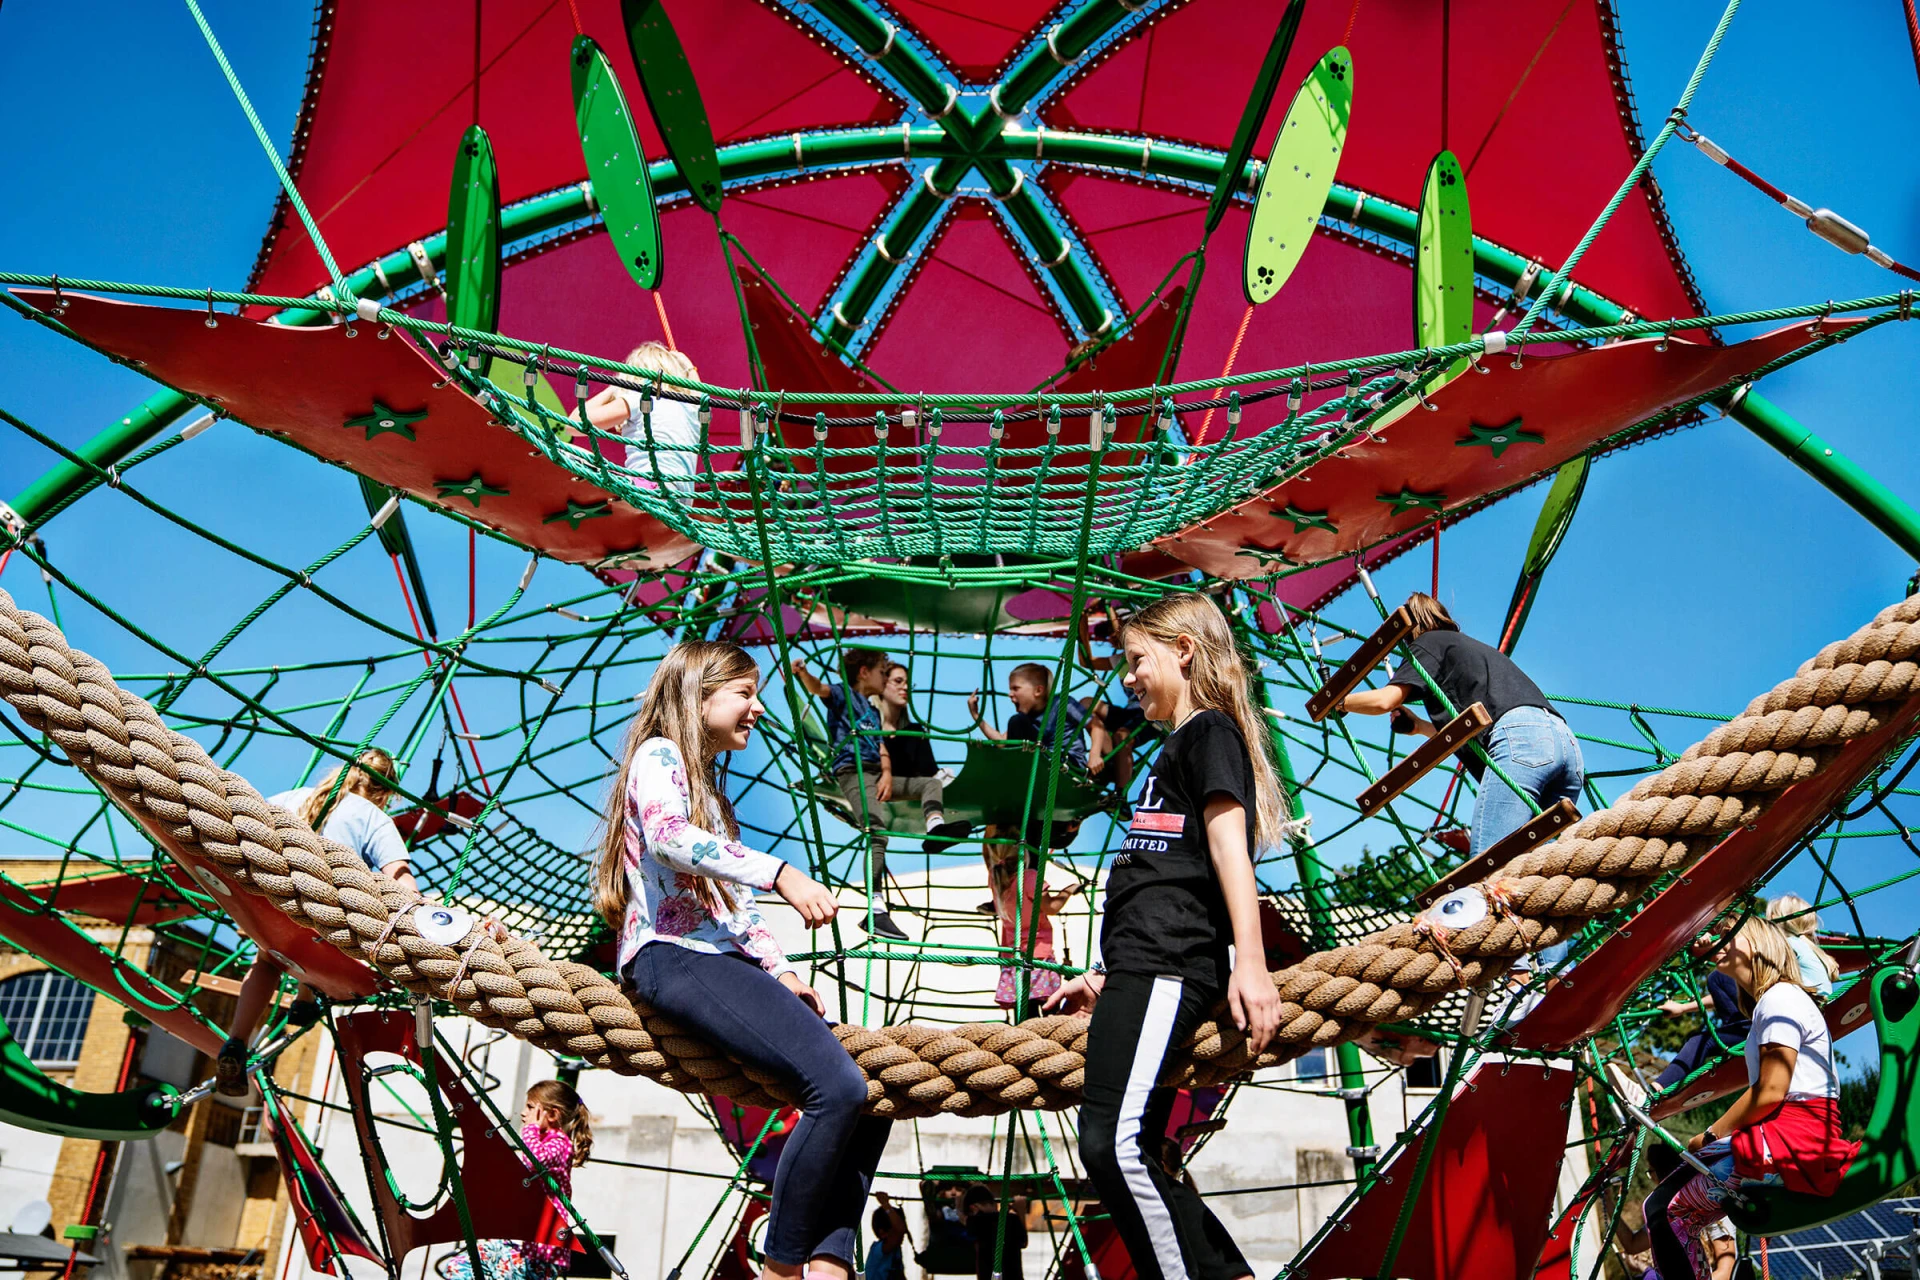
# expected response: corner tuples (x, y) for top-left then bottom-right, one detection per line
(1755, 1195), (1920, 1278)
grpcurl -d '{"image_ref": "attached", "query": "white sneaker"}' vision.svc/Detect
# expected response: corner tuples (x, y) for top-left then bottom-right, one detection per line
(1607, 1061), (1648, 1114)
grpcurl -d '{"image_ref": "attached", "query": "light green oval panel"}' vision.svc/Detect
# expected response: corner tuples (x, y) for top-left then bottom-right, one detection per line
(622, 0), (724, 216)
(573, 35), (664, 290)
(1243, 46), (1354, 305)
(1414, 148), (1473, 351)
(445, 124), (502, 335)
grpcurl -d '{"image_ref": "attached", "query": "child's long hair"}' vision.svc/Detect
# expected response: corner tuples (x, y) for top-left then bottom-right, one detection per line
(525, 1079), (593, 1166)
(1403, 592), (1459, 637)
(298, 748), (398, 830)
(1120, 593), (1297, 852)
(1766, 894), (1840, 982)
(594, 642), (759, 925)
(1730, 915), (1812, 1001)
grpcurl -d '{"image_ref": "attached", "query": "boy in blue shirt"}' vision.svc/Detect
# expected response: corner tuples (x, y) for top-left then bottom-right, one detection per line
(865, 1192), (908, 1280)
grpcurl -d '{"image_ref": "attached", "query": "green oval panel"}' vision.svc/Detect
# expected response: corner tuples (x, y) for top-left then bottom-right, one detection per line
(1413, 148), (1473, 351)
(445, 123), (502, 334)
(1242, 46), (1354, 305)
(572, 35), (664, 290)
(622, 0), (724, 216)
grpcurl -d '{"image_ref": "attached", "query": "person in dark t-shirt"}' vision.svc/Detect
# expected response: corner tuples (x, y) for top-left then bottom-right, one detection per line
(1044, 593), (1301, 1280)
(1341, 593), (1585, 859)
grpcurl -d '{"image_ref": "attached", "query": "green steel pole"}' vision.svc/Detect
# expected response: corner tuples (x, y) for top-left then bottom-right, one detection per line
(1723, 385), (1920, 562)
(1252, 658), (1379, 1184)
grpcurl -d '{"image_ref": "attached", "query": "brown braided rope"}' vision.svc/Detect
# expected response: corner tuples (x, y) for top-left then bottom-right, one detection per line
(3, 585), (1918, 1118)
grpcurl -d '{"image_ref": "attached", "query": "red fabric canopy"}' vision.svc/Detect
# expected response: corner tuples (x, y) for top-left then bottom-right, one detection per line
(251, 0), (1699, 397)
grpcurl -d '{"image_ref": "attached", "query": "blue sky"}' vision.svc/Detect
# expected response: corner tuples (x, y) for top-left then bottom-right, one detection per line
(1, 1), (1918, 944)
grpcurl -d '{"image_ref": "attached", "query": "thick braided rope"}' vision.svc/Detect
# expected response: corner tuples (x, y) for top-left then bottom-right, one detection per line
(2, 587), (1916, 1117)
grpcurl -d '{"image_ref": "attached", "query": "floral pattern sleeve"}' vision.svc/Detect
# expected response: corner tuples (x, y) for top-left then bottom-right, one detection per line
(628, 741), (786, 890)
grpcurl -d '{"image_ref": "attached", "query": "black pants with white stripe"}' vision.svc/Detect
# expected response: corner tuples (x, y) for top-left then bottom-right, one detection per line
(1079, 973), (1253, 1280)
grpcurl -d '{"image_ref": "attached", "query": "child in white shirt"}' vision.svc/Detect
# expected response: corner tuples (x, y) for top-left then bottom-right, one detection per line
(583, 341), (701, 491)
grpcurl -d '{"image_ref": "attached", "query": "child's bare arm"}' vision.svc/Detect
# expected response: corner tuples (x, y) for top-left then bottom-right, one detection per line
(789, 659), (829, 699)
(968, 691), (1008, 741)
(583, 387), (631, 429)
(1206, 796), (1280, 1054)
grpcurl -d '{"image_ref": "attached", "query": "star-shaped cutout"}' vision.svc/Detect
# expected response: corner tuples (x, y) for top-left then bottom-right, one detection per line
(544, 498), (611, 530)
(1454, 416), (1544, 459)
(1377, 485), (1446, 516)
(345, 401), (427, 441)
(435, 473), (509, 507)
(1276, 504), (1337, 534)
(1235, 547), (1299, 571)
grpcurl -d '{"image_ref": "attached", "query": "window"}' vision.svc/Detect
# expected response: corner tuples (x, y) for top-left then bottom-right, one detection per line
(1293, 1046), (1332, 1084)
(0, 971), (96, 1067)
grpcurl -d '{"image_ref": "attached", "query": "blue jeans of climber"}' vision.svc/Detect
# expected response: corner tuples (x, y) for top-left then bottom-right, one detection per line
(627, 944), (892, 1268)
(1470, 706), (1586, 858)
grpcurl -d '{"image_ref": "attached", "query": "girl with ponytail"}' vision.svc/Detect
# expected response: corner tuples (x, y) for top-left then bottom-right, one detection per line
(439, 1080), (596, 1280)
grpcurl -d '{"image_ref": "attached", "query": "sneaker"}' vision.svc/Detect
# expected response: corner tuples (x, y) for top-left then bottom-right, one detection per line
(1606, 1061), (1648, 1114)
(286, 999), (323, 1028)
(864, 910), (910, 942)
(215, 1038), (251, 1098)
(976, 900), (998, 916)
(923, 819), (971, 855)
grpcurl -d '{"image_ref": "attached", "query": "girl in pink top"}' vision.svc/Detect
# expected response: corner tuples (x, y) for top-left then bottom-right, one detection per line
(437, 1081), (593, 1280)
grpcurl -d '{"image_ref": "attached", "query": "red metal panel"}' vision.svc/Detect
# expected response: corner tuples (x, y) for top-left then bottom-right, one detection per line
(29, 869), (200, 926)
(18, 290), (700, 572)
(334, 1009), (567, 1265)
(1510, 690), (1920, 1053)
(1290, 1059), (1577, 1280)
(1152, 319), (1849, 580)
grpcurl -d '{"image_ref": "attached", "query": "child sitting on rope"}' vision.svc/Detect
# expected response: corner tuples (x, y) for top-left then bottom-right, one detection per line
(438, 1080), (594, 1280)
(793, 647), (953, 941)
(1639, 917), (1857, 1280)
(596, 641), (889, 1280)
(216, 748), (418, 1097)
(582, 341), (702, 491)
(1044, 592), (1299, 1280)
(1767, 893), (1840, 999)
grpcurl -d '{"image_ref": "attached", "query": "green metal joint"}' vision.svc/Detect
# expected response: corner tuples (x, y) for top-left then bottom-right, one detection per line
(1724, 386), (1920, 562)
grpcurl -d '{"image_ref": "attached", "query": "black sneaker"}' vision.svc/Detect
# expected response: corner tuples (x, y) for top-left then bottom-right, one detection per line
(922, 819), (971, 855)
(286, 999), (323, 1028)
(864, 910), (910, 942)
(215, 1038), (251, 1098)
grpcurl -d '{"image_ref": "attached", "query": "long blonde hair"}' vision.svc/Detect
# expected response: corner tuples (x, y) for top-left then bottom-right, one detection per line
(298, 748), (398, 830)
(525, 1079), (593, 1166)
(1731, 915), (1812, 1001)
(1403, 592), (1459, 637)
(1767, 894), (1840, 981)
(1120, 593), (1295, 851)
(594, 641), (759, 925)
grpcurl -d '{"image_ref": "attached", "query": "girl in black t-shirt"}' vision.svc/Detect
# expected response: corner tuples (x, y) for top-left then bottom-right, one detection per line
(1042, 593), (1298, 1280)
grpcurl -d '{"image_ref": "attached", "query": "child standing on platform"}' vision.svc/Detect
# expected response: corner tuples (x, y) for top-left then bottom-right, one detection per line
(596, 641), (889, 1280)
(438, 1081), (594, 1280)
(1044, 593), (1296, 1280)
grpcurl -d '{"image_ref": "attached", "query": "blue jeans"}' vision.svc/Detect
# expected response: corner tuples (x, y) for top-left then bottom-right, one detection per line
(1471, 707), (1585, 858)
(627, 944), (891, 1267)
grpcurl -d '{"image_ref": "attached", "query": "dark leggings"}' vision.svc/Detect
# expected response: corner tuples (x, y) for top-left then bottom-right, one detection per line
(1653, 1027), (1748, 1089)
(1079, 972), (1251, 1280)
(628, 944), (891, 1267)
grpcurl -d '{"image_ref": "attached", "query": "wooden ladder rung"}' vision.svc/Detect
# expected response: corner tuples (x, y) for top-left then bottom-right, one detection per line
(1306, 606), (1415, 722)
(1413, 798), (1582, 907)
(1353, 702), (1494, 818)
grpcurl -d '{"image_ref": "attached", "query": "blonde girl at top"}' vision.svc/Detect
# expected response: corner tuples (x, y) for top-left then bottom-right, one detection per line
(583, 342), (702, 492)
(1044, 592), (1300, 1280)
(1767, 893), (1840, 999)
(593, 641), (891, 1280)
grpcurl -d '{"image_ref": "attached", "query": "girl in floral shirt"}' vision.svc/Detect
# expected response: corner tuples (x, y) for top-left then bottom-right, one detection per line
(437, 1081), (592, 1280)
(593, 641), (891, 1280)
